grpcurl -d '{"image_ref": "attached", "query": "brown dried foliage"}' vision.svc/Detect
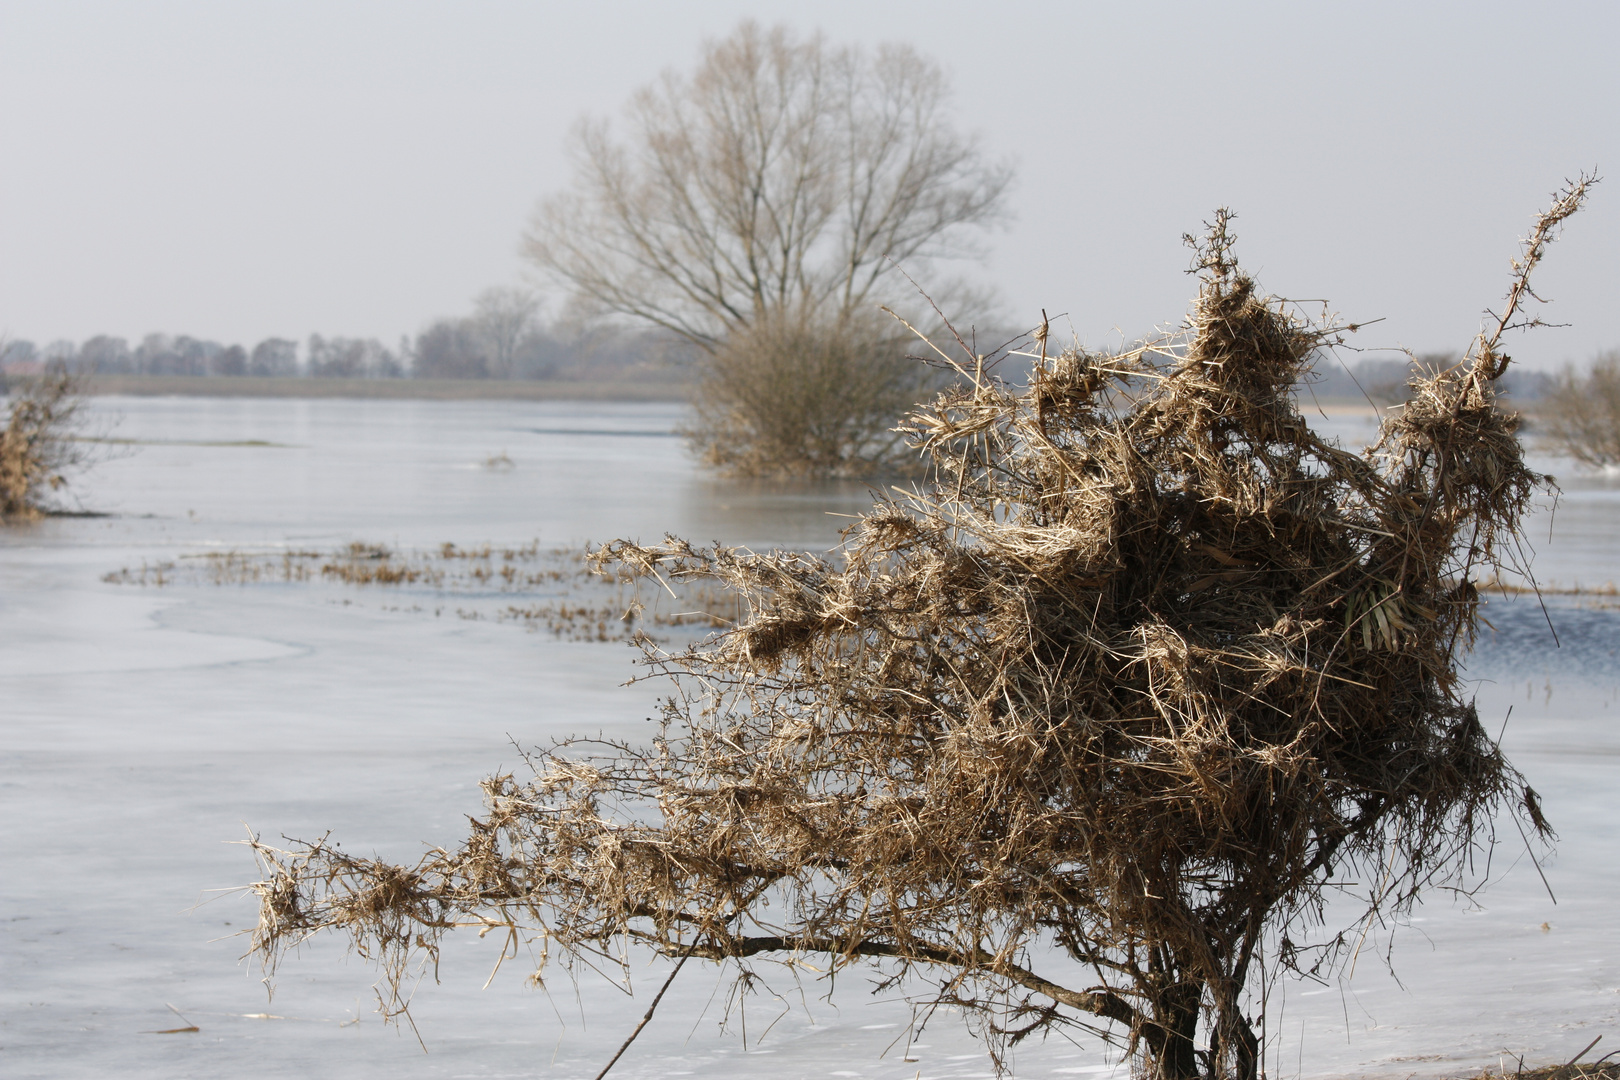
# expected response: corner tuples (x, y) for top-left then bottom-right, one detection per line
(1, 370), (87, 521)
(682, 307), (934, 477)
(245, 179), (1593, 1080)
(1492, 1063), (1620, 1080)
(104, 539), (739, 641)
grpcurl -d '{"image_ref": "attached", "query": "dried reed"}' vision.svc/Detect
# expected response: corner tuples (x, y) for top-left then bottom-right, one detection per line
(1473, 1061), (1620, 1080)
(104, 539), (740, 642)
(244, 178), (1594, 1080)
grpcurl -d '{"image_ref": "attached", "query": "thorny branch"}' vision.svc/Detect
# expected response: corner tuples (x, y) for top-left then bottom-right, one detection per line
(245, 180), (1589, 1080)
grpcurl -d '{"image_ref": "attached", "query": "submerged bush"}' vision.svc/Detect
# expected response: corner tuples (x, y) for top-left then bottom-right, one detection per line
(246, 178), (1591, 1080)
(682, 307), (934, 477)
(0, 370), (88, 520)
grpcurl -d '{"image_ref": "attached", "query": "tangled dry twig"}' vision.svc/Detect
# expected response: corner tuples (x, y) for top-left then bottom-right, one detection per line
(245, 176), (1593, 1080)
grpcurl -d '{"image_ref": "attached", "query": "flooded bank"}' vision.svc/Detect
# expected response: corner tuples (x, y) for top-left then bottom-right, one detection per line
(2, 397), (1615, 1079)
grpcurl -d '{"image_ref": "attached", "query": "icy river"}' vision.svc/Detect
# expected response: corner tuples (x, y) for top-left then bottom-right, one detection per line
(2, 396), (1616, 1079)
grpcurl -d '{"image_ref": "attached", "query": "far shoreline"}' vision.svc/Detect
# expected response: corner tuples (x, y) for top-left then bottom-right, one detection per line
(65, 374), (1399, 416)
(73, 373), (691, 402)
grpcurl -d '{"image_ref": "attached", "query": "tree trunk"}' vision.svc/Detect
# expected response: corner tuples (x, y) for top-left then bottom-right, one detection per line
(1139, 982), (1258, 1080)
(1144, 986), (1203, 1080)
(1213, 1005), (1259, 1080)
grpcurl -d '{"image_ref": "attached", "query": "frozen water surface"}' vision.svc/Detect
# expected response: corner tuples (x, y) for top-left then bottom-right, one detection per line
(2, 397), (1615, 1079)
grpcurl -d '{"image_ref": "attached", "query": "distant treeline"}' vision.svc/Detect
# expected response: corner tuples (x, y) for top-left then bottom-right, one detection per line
(1306, 354), (1552, 402)
(0, 288), (686, 384)
(0, 297), (1560, 403)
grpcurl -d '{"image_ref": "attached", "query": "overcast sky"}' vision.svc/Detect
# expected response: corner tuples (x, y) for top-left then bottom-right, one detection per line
(2, 0), (1615, 369)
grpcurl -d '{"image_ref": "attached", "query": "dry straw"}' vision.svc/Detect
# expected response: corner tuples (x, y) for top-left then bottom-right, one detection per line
(103, 539), (736, 641)
(245, 177), (1594, 1080)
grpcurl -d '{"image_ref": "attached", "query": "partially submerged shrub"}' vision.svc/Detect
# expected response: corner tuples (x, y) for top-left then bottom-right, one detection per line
(246, 179), (1591, 1080)
(1537, 349), (1620, 468)
(682, 307), (936, 477)
(1, 369), (88, 520)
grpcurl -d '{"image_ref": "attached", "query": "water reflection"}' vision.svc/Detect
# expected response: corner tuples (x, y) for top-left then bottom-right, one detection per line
(673, 474), (883, 550)
(1472, 595), (1620, 682)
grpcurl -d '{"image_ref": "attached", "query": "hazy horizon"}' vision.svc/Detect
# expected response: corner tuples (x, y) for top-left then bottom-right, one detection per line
(3, 0), (1616, 370)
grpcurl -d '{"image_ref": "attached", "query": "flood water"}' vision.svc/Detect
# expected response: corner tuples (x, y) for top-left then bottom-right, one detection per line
(2, 396), (1615, 1079)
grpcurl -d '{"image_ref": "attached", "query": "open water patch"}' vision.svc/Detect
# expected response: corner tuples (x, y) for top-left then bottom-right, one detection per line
(1469, 594), (1620, 684)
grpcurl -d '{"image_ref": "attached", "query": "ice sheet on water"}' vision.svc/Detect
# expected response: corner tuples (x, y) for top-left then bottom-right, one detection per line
(0, 566), (301, 679)
(2, 398), (1616, 1079)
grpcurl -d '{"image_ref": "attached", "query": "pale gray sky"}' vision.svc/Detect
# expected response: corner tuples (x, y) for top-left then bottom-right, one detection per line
(2, 0), (1615, 368)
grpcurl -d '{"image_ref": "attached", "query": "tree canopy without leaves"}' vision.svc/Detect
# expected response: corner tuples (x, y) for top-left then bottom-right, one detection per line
(469, 287), (543, 380)
(1537, 349), (1620, 468)
(246, 179), (1590, 1080)
(522, 22), (1010, 354)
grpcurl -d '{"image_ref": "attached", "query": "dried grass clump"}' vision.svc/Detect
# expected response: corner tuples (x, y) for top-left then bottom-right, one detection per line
(1481, 1061), (1620, 1080)
(245, 179), (1593, 1080)
(1, 370), (88, 521)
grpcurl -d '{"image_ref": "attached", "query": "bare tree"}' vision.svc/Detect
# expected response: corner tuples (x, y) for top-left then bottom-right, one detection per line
(249, 338), (298, 378)
(78, 336), (133, 374)
(211, 344), (248, 377)
(468, 287), (541, 379)
(525, 22), (1008, 474)
(523, 22), (1010, 353)
(411, 319), (488, 379)
(306, 336), (401, 379)
(1537, 349), (1620, 467)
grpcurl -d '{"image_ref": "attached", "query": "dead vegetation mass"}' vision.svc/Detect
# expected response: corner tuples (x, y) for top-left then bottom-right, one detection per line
(242, 178), (1593, 1080)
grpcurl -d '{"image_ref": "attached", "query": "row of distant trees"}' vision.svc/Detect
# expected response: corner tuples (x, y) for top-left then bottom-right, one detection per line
(1309, 353), (1553, 402)
(0, 327), (1571, 406)
(0, 309), (1568, 403)
(0, 333), (393, 379)
(0, 287), (671, 383)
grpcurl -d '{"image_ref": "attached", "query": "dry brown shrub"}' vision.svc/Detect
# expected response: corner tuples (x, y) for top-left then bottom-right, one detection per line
(682, 306), (938, 477)
(1, 369), (88, 521)
(244, 178), (1593, 1080)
